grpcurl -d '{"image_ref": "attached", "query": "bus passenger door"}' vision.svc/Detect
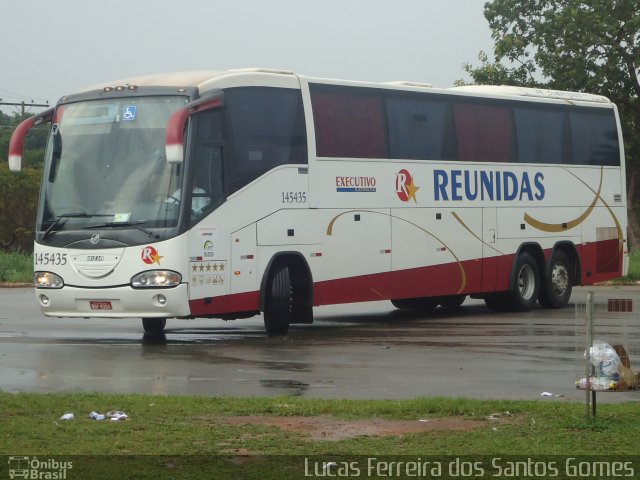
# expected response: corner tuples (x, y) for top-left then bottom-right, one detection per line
(230, 224), (258, 297)
(481, 207), (498, 292)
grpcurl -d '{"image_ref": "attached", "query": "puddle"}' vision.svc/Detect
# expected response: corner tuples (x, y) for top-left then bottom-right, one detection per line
(221, 415), (497, 441)
(259, 379), (309, 396)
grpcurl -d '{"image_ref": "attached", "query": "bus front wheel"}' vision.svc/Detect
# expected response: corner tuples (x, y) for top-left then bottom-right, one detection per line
(142, 317), (166, 335)
(484, 292), (512, 312)
(264, 264), (292, 335)
(439, 295), (466, 308)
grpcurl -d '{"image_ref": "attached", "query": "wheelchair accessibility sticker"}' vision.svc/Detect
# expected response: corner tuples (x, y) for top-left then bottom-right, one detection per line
(123, 105), (137, 121)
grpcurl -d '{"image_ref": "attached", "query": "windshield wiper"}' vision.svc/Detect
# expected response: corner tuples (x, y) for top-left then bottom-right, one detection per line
(82, 221), (160, 239)
(42, 212), (112, 240)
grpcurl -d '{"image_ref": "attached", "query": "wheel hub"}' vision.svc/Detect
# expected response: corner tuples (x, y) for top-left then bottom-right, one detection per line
(518, 264), (536, 300)
(551, 263), (569, 296)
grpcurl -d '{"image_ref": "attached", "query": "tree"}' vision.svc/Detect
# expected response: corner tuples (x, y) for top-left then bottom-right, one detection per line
(463, 0), (640, 249)
(0, 164), (41, 251)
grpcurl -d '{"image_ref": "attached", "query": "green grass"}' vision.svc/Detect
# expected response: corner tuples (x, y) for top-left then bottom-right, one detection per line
(627, 249), (640, 281)
(0, 250), (31, 283)
(1, 392), (639, 478)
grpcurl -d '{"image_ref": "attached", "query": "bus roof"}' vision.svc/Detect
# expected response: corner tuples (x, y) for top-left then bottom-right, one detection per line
(77, 69), (612, 105)
(450, 85), (612, 104)
(76, 69), (300, 96)
(80, 71), (226, 91)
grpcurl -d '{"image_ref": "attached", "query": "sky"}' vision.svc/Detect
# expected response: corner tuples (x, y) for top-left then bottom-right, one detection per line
(1, 0), (494, 113)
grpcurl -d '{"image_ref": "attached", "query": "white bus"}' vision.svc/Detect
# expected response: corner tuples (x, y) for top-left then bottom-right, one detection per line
(9, 68), (628, 335)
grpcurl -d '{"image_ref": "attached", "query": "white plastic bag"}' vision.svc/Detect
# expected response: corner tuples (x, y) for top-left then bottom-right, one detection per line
(585, 340), (620, 378)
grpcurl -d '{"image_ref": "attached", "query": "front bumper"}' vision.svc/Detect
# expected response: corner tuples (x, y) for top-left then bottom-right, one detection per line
(35, 284), (191, 318)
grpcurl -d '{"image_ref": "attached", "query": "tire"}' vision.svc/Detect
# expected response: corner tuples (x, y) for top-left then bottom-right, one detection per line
(439, 295), (466, 308)
(539, 250), (573, 309)
(142, 317), (166, 335)
(391, 297), (439, 311)
(509, 251), (541, 311)
(484, 292), (512, 312)
(264, 264), (292, 335)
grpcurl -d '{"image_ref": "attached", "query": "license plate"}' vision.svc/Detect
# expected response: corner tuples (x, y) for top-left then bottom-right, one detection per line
(90, 301), (112, 311)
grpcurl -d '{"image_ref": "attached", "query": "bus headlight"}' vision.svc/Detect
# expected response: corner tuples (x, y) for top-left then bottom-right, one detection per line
(131, 270), (181, 288)
(34, 271), (64, 289)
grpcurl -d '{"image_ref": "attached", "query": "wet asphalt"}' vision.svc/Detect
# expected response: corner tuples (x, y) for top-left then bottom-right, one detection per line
(1, 286), (638, 403)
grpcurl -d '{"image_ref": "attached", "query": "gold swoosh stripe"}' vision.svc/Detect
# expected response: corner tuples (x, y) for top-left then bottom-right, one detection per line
(451, 211), (505, 256)
(563, 168), (624, 256)
(326, 210), (467, 294)
(523, 167), (603, 232)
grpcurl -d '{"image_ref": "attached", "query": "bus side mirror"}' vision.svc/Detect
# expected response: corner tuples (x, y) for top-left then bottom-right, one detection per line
(8, 108), (54, 171)
(165, 108), (190, 164)
(165, 93), (224, 164)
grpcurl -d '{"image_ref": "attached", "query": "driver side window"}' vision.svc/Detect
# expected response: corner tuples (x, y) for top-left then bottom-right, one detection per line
(191, 110), (225, 222)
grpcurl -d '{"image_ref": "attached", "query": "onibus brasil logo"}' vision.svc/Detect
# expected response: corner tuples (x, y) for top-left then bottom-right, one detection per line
(8, 456), (72, 479)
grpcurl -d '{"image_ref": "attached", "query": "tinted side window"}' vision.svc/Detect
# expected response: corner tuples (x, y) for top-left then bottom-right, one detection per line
(453, 102), (512, 162)
(569, 110), (619, 166)
(311, 85), (387, 158)
(386, 96), (452, 160)
(226, 87), (307, 194)
(194, 109), (225, 143)
(513, 106), (565, 164)
(191, 110), (226, 219)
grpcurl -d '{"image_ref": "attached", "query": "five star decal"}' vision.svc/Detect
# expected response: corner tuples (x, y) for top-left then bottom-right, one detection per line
(191, 262), (225, 272)
(190, 261), (226, 286)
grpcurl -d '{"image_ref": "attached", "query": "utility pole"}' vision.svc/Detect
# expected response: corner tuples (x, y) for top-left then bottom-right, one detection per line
(0, 99), (49, 115)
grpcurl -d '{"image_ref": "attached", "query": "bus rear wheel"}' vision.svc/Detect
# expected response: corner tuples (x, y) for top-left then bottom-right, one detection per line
(484, 252), (541, 312)
(539, 250), (573, 309)
(264, 264), (293, 335)
(509, 251), (540, 311)
(142, 317), (166, 335)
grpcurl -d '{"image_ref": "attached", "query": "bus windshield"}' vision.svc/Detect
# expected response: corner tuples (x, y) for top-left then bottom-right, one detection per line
(37, 95), (189, 246)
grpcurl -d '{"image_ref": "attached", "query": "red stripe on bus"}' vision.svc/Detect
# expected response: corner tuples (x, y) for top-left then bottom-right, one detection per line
(188, 240), (622, 316)
(189, 291), (260, 316)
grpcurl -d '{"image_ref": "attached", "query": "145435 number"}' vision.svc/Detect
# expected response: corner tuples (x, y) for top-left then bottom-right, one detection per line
(281, 191), (307, 204)
(34, 252), (68, 266)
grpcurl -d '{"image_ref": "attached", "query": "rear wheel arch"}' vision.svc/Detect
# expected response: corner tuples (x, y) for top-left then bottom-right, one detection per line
(508, 243), (545, 292)
(488, 243), (544, 312)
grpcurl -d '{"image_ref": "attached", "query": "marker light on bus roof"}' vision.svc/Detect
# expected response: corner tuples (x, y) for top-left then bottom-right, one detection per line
(103, 85), (137, 93)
